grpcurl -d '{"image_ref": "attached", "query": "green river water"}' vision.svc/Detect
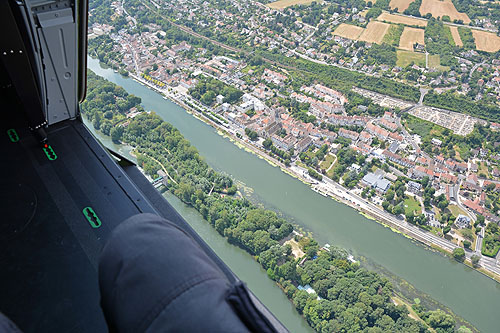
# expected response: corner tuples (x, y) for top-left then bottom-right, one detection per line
(87, 57), (500, 332)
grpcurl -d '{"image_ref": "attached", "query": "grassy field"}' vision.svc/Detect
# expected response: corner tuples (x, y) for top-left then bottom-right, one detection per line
(267, 0), (318, 9)
(359, 9), (369, 17)
(404, 114), (449, 140)
(396, 50), (425, 67)
(419, 0), (471, 24)
(382, 24), (404, 46)
(319, 153), (336, 171)
(404, 196), (421, 215)
(359, 21), (391, 44)
(333, 23), (364, 40)
(478, 161), (490, 178)
(448, 205), (468, 218)
(389, 0), (414, 12)
(472, 30), (500, 52)
(377, 12), (427, 27)
(448, 26), (463, 47)
(399, 27), (425, 51)
(428, 54), (447, 70)
(326, 157), (338, 178)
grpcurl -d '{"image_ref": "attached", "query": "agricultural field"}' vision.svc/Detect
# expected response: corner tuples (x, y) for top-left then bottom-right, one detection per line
(448, 26), (463, 47)
(399, 27), (425, 51)
(377, 12), (427, 27)
(419, 0), (471, 24)
(472, 30), (500, 52)
(333, 23), (364, 40)
(389, 0), (414, 12)
(359, 21), (391, 44)
(382, 24), (404, 46)
(267, 0), (317, 9)
(396, 50), (425, 67)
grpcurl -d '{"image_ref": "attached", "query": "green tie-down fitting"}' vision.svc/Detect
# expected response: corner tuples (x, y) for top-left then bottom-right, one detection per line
(83, 207), (102, 228)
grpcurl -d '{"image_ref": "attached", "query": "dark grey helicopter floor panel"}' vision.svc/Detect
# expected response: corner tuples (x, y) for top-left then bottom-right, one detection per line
(0, 111), (287, 333)
(0, 117), (156, 332)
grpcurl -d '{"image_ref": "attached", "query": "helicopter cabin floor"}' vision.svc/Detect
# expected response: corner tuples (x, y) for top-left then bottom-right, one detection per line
(0, 109), (159, 332)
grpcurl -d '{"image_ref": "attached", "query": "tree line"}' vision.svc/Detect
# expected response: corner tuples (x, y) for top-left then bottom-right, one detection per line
(79, 71), (467, 332)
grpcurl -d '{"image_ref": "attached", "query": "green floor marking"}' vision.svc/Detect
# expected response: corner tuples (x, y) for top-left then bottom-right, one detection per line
(42, 145), (57, 160)
(7, 129), (19, 142)
(82, 207), (102, 228)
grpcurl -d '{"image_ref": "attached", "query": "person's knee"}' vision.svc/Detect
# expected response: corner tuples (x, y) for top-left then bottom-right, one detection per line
(98, 213), (249, 332)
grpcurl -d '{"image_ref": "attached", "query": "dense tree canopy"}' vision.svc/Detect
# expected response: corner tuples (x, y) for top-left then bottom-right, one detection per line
(82, 71), (461, 332)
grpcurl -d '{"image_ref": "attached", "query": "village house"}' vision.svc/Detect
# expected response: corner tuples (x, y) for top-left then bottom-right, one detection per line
(407, 181), (422, 194)
(338, 128), (359, 141)
(382, 150), (415, 168)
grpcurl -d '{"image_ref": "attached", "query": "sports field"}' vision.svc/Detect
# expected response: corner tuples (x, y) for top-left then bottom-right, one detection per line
(472, 30), (500, 52)
(377, 12), (427, 27)
(267, 0), (317, 9)
(359, 21), (391, 44)
(419, 0), (471, 24)
(448, 26), (463, 46)
(399, 27), (425, 51)
(389, 0), (414, 12)
(333, 23), (364, 40)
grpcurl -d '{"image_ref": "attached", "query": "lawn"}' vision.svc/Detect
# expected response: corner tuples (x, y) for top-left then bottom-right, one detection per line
(478, 162), (490, 178)
(319, 154), (336, 171)
(448, 204), (468, 218)
(404, 196), (421, 215)
(428, 54), (449, 71)
(396, 50), (425, 67)
(428, 54), (440, 68)
(434, 207), (441, 221)
(326, 158), (338, 178)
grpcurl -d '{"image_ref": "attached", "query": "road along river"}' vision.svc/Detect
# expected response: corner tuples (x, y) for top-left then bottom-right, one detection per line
(88, 57), (500, 332)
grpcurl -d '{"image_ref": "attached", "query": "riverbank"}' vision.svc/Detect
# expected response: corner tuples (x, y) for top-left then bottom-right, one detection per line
(88, 58), (500, 332)
(130, 68), (500, 283)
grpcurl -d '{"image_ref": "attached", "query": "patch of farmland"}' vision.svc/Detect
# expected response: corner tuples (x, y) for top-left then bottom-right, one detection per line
(333, 23), (364, 40)
(472, 30), (500, 52)
(377, 12), (427, 27)
(359, 21), (391, 44)
(419, 0), (471, 24)
(267, 0), (317, 9)
(448, 26), (463, 47)
(389, 0), (414, 12)
(399, 27), (425, 51)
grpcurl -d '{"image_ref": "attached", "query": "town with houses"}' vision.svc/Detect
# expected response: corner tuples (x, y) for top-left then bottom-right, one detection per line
(88, 0), (500, 276)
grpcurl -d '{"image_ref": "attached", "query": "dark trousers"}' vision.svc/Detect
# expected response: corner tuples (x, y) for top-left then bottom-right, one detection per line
(99, 213), (276, 333)
(0, 214), (278, 332)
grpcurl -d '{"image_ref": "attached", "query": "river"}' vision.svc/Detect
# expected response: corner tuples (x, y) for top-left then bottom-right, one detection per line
(87, 57), (499, 332)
